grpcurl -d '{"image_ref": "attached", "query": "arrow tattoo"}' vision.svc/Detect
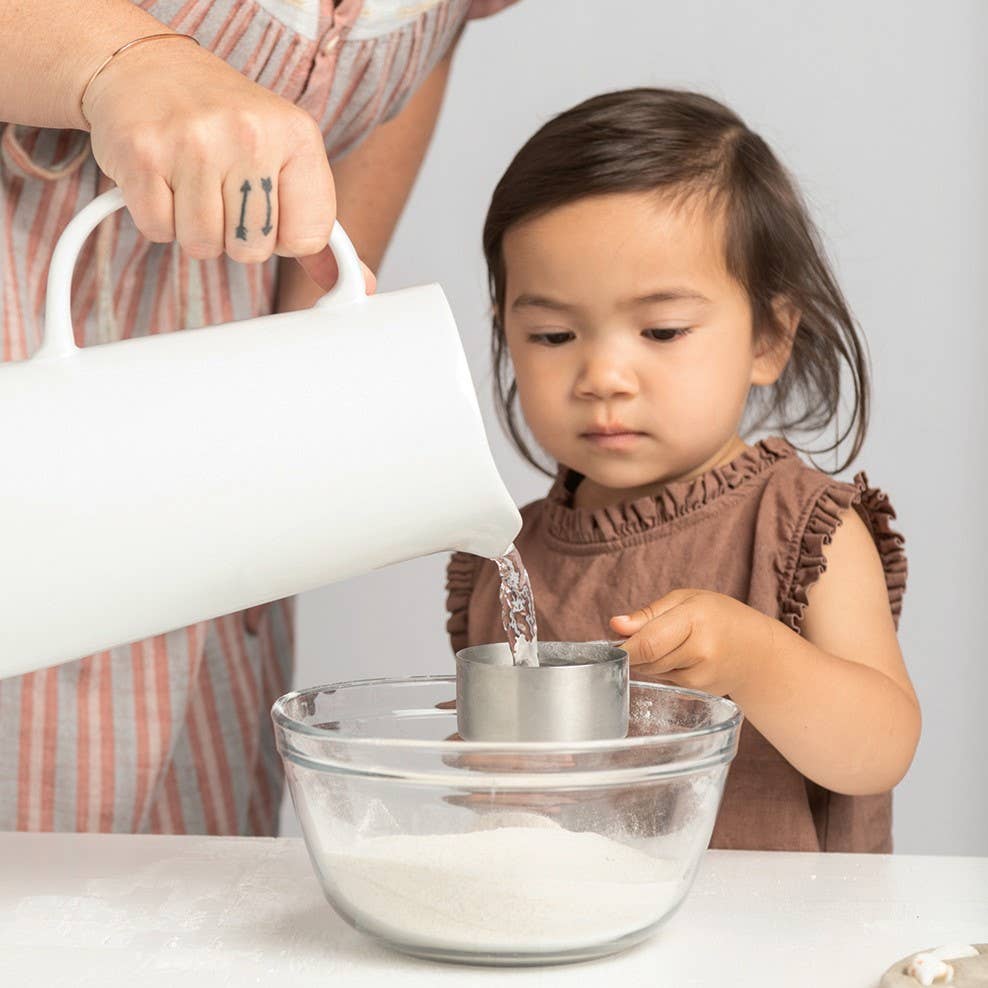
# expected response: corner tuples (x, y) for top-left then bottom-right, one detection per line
(261, 177), (273, 236)
(235, 180), (251, 241)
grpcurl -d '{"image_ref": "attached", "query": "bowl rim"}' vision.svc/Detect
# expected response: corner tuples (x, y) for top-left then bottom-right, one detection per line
(270, 674), (742, 753)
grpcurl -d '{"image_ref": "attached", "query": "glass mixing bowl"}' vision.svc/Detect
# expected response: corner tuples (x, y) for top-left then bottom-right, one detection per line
(272, 676), (741, 966)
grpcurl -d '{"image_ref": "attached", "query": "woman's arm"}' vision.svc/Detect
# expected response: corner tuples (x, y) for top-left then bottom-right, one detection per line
(612, 509), (921, 796)
(275, 40), (460, 312)
(2, 2), (340, 277)
(0, 0), (176, 129)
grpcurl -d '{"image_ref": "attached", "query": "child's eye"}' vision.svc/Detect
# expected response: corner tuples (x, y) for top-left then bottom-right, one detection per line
(642, 328), (690, 343)
(528, 331), (575, 346)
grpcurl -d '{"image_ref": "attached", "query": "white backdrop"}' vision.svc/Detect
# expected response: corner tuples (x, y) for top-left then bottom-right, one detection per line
(283, 0), (988, 855)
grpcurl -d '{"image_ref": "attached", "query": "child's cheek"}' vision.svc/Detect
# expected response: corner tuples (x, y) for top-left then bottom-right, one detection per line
(518, 386), (560, 444)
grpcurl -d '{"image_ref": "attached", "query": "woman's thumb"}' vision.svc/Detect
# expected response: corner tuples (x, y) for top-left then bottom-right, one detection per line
(296, 249), (376, 295)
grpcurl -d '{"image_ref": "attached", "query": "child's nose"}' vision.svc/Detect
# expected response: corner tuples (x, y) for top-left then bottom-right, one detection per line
(574, 352), (638, 400)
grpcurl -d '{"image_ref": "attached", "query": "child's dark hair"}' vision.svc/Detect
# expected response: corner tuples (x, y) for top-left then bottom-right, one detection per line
(483, 88), (869, 475)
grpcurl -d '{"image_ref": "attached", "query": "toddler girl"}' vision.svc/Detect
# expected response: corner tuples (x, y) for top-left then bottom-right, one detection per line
(446, 89), (920, 853)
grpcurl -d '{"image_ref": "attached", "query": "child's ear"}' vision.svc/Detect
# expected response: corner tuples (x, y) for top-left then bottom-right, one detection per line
(751, 297), (799, 386)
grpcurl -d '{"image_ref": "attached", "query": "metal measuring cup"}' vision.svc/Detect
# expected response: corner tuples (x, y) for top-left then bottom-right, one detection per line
(455, 641), (629, 742)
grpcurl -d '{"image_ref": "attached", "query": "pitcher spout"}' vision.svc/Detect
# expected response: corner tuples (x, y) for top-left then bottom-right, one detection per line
(452, 501), (521, 561)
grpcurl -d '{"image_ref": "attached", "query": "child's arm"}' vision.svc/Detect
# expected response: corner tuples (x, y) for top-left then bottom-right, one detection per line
(610, 510), (920, 796)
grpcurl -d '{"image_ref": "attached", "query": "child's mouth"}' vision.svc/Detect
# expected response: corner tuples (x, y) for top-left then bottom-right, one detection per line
(581, 431), (646, 450)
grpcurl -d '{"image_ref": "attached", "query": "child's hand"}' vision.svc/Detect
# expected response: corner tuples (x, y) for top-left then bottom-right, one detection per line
(609, 590), (775, 697)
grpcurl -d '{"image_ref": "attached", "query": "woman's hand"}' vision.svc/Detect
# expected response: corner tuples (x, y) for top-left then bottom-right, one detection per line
(83, 36), (348, 289)
(610, 589), (775, 697)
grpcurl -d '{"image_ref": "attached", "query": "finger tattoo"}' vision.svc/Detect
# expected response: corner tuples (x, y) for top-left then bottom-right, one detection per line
(234, 177), (274, 241)
(261, 176), (273, 236)
(235, 179), (251, 241)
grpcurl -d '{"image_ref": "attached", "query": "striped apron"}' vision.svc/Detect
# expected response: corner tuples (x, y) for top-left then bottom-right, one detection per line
(0, 0), (477, 834)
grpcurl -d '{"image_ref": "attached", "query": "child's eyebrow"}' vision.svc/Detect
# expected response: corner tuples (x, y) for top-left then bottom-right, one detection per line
(631, 289), (710, 305)
(511, 293), (574, 312)
(510, 289), (709, 312)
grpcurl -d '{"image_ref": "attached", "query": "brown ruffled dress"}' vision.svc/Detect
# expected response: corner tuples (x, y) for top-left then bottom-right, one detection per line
(445, 438), (907, 852)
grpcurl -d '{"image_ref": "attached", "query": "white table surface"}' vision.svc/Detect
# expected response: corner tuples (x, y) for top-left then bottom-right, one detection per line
(1, 832), (985, 987)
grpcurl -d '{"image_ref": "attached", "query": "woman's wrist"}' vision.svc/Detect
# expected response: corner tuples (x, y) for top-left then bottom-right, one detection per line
(81, 35), (224, 135)
(80, 33), (200, 129)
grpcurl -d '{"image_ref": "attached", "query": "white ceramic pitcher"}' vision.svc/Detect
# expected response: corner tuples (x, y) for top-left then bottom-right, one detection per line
(0, 189), (521, 678)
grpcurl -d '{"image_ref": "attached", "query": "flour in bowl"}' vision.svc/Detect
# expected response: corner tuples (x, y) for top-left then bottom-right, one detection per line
(323, 825), (684, 954)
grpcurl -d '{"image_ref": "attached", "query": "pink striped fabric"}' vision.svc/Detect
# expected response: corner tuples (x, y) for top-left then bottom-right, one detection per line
(0, 0), (475, 834)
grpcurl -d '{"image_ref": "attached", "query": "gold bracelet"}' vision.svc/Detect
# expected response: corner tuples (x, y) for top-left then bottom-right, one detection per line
(80, 33), (201, 125)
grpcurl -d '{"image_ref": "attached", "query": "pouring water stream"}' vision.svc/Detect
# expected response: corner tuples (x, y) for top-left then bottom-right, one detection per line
(494, 544), (540, 667)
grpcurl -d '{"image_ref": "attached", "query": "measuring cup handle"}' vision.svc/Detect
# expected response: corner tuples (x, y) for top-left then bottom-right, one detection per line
(37, 187), (366, 360)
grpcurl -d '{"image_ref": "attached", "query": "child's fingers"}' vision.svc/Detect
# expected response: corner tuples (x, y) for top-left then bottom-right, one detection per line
(610, 589), (700, 634)
(621, 604), (695, 673)
(636, 640), (701, 681)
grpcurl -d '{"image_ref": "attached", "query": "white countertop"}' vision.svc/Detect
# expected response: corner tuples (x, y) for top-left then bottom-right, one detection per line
(1, 832), (985, 987)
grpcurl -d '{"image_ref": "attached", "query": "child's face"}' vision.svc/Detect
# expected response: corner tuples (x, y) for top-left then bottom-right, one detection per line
(501, 192), (787, 493)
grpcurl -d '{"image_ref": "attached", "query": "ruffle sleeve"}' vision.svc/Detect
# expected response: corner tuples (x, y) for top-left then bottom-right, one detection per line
(780, 473), (907, 634)
(445, 550), (482, 655)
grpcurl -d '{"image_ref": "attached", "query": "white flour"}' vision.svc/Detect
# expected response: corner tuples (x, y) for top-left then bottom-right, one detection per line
(323, 825), (683, 953)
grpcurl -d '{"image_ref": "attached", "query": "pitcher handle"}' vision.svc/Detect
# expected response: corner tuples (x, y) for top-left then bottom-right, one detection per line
(37, 187), (367, 360)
